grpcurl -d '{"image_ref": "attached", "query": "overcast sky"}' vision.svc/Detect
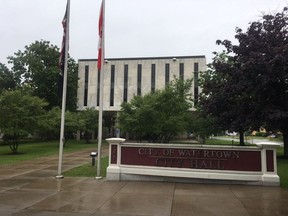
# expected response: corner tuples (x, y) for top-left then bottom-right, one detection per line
(1, 0), (288, 66)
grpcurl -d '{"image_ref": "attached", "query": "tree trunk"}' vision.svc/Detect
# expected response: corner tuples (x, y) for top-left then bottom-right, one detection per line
(9, 140), (19, 154)
(283, 130), (288, 158)
(239, 130), (245, 146)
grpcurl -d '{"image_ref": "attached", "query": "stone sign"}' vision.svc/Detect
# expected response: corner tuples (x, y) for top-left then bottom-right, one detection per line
(121, 147), (263, 172)
(106, 138), (280, 186)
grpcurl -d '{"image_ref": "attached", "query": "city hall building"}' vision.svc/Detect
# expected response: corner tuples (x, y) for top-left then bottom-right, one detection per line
(77, 55), (206, 112)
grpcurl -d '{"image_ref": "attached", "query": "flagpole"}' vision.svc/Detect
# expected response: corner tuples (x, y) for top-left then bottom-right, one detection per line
(56, 0), (70, 179)
(96, 0), (105, 179)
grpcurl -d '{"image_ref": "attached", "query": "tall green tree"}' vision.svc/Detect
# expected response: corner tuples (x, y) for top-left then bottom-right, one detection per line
(199, 52), (259, 145)
(38, 107), (79, 141)
(7, 40), (78, 111)
(0, 63), (17, 91)
(201, 7), (288, 154)
(119, 93), (161, 142)
(37, 106), (62, 140)
(187, 111), (223, 143)
(0, 90), (48, 153)
(226, 8), (288, 155)
(118, 77), (193, 143)
(78, 108), (99, 143)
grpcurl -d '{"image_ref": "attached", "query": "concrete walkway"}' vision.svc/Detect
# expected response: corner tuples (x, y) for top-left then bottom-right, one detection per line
(1, 147), (288, 215)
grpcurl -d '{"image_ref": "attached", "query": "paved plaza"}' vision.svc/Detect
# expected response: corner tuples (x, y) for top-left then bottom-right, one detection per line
(0, 147), (288, 216)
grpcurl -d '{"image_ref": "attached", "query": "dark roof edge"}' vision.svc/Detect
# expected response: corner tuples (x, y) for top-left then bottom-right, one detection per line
(78, 55), (206, 62)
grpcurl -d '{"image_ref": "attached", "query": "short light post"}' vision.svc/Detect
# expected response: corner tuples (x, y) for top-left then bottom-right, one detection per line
(90, 151), (98, 166)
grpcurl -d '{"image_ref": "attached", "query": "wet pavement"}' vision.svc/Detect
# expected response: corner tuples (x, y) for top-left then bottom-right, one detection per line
(1, 147), (288, 215)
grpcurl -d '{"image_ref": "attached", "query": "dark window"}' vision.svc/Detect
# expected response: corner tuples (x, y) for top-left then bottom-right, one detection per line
(123, 64), (128, 102)
(84, 65), (89, 106)
(110, 65), (115, 106)
(137, 64), (142, 96)
(179, 63), (184, 81)
(165, 63), (170, 87)
(151, 64), (156, 92)
(194, 62), (199, 105)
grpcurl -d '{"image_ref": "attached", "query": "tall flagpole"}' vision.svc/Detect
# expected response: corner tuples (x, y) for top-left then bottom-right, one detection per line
(96, 0), (105, 179)
(56, 0), (70, 179)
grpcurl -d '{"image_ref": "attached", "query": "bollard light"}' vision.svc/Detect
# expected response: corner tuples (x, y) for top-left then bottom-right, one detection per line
(90, 151), (98, 166)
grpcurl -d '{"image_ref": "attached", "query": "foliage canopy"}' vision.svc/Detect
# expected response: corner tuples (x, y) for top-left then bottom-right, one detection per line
(7, 40), (78, 111)
(200, 7), (288, 152)
(118, 77), (193, 143)
(0, 90), (48, 153)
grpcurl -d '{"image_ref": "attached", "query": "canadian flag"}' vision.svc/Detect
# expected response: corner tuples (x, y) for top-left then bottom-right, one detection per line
(97, 1), (104, 71)
(58, 0), (69, 99)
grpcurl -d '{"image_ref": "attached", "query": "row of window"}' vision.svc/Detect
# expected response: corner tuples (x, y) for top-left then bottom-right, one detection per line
(83, 63), (199, 107)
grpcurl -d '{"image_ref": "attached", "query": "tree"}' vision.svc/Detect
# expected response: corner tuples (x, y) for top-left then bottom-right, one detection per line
(38, 107), (79, 141)
(153, 78), (193, 142)
(118, 77), (193, 143)
(201, 7), (288, 155)
(224, 8), (288, 156)
(245, 8), (288, 155)
(199, 52), (260, 145)
(7, 40), (78, 111)
(0, 63), (17, 91)
(0, 90), (48, 153)
(78, 108), (99, 143)
(187, 111), (223, 144)
(37, 107), (61, 140)
(119, 93), (161, 142)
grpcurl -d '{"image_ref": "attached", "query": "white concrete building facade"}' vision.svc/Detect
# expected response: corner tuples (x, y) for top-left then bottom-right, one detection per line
(77, 56), (206, 111)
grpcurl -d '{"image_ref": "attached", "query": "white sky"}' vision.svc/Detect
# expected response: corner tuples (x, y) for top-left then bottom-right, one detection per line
(1, 0), (288, 66)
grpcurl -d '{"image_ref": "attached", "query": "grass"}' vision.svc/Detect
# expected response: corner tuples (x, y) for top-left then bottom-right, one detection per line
(0, 140), (98, 165)
(171, 138), (241, 145)
(64, 157), (109, 177)
(277, 158), (288, 188)
(174, 138), (254, 146)
(205, 138), (240, 145)
(277, 147), (288, 189)
(206, 138), (256, 146)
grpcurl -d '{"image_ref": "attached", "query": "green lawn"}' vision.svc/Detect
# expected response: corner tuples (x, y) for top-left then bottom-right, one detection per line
(277, 158), (288, 188)
(171, 138), (241, 145)
(64, 157), (109, 177)
(205, 138), (240, 145)
(0, 140), (97, 165)
(277, 147), (288, 188)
